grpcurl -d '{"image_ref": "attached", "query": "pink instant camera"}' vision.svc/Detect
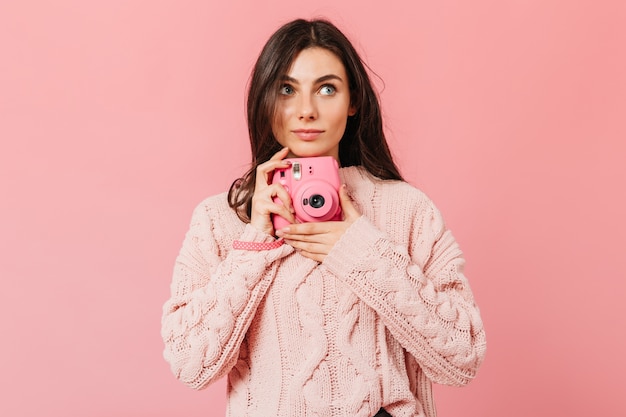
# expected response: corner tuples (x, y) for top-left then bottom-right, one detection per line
(271, 156), (342, 230)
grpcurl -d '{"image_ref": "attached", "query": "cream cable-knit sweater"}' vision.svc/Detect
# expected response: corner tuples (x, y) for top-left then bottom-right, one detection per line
(161, 166), (486, 417)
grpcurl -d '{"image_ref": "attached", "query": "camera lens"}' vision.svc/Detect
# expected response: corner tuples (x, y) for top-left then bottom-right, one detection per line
(309, 194), (325, 208)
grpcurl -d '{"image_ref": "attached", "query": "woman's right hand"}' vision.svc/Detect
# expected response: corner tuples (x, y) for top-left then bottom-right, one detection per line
(250, 147), (296, 236)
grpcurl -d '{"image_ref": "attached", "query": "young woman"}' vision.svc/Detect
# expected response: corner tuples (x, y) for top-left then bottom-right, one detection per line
(161, 18), (486, 417)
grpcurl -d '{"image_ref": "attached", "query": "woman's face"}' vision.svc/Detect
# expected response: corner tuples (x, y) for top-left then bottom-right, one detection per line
(272, 47), (356, 161)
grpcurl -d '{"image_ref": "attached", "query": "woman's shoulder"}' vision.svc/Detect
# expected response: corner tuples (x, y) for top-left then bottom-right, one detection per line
(190, 191), (229, 213)
(189, 191), (241, 225)
(354, 169), (447, 239)
(378, 181), (439, 223)
(343, 166), (434, 207)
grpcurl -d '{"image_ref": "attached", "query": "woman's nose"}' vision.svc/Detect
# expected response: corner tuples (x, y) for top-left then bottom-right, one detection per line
(297, 94), (317, 120)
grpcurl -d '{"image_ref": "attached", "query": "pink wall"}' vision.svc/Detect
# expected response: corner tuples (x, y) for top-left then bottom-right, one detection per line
(1, 1), (624, 416)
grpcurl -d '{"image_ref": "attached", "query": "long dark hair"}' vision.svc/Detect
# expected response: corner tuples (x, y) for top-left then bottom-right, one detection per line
(228, 18), (404, 222)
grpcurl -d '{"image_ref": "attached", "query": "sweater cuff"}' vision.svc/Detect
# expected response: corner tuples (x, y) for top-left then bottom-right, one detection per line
(323, 216), (387, 279)
(232, 224), (293, 260)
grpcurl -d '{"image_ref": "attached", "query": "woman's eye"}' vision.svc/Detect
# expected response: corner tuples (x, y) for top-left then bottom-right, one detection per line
(280, 84), (294, 95)
(319, 84), (336, 95)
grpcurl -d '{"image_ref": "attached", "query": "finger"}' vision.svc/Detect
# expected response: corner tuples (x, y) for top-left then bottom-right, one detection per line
(285, 239), (328, 256)
(270, 183), (295, 213)
(259, 187), (297, 223)
(277, 221), (330, 237)
(273, 203), (296, 225)
(255, 147), (292, 186)
(254, 190), (294, 219)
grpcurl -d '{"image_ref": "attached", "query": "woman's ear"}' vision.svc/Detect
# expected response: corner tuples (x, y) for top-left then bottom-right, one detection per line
(348, 105), (357, 116)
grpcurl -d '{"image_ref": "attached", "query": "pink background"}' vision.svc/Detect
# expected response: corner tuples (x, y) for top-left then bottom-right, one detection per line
(1, 1), (624, 416)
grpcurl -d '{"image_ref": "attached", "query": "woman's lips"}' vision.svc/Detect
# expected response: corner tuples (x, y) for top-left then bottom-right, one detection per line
(292, 129), (323, 140)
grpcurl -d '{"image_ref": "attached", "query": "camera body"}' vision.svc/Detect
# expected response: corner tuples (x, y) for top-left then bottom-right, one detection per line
(271, 156), (342, 230)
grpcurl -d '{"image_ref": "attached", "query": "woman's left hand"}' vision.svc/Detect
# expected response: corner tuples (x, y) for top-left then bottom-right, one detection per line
(275, 184), (361, 263)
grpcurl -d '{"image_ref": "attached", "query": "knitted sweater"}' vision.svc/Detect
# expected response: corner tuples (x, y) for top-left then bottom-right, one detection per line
(161, 166), (486, 417)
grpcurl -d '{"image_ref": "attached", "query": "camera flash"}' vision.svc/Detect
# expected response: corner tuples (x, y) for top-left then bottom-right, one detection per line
(292, 162), (302, 180)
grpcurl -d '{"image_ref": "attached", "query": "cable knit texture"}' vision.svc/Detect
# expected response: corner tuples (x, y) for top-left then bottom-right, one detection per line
(161, 166), (486, 417)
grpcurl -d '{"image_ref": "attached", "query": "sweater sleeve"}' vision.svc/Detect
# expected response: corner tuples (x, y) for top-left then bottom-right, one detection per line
(322, 199), (486, 386)
(161, 200), (294, 390)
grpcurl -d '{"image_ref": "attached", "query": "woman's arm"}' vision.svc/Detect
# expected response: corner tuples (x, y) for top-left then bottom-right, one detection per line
(161, 199), (293, 390)
(322, 197), (486, 386)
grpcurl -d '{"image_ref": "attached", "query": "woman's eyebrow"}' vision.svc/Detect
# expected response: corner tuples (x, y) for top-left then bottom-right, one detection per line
(315, 74), (344, 83)
(281, 74), (345, 84)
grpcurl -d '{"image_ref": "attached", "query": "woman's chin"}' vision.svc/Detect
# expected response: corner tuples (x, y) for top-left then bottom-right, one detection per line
(286, 148), (339, 160)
